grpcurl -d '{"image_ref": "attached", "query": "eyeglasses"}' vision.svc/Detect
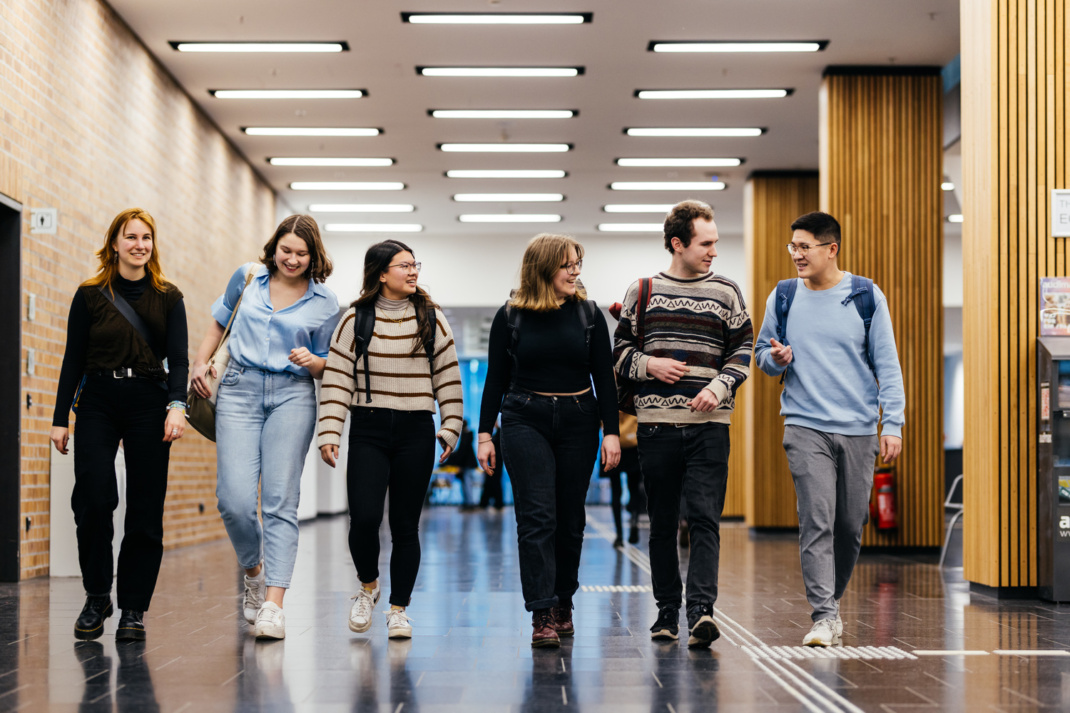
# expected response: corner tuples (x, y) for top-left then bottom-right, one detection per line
(559, 260), (583, 274)
(388, 261), (422, 272)
(786, 242), (833, 257)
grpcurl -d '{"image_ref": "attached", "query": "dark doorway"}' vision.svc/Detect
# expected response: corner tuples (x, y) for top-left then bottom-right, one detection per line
(0, 195), (21, 582)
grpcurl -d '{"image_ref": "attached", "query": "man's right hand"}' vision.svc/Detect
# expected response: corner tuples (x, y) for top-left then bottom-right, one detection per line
(647, 357), (690, 384)
(769, 339), (793, 367)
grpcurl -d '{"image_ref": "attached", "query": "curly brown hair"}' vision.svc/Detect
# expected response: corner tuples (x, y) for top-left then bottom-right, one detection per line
(662, 200), (714, 253)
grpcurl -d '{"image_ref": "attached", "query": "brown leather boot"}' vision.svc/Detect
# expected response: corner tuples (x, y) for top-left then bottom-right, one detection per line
(551, 604), (574, 637)
(531, 609), (560, 648)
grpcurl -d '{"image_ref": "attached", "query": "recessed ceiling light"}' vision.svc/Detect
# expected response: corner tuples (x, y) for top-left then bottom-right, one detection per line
(172, 41), (348, 52)
(610, 182), (727, 191)
(445, 170), (567, 179)
(403, 12), (591, 24)
(324, 224), (423, 233)
(269, 157), (393, 167)
(598, 223), (664, 232)
(636, 89), (791, 100)
(310, 204), (415, 213)
(430, 109), (576, 119)
(419, 67), (583, 77)
(616, 158), (742, 167)
(211, 89), (365, 99)
(947, 214), (964, 223)
(603, 205), (675, 213)
(649, 41), (827, 53)
(942, 182), (955, 191)
(290, 182), (405, 191)
(453, 194), (564, 202)
(459, 214), (562, 223)
(439, 143), (571, 153)
(244, 127), (381, 136)
(625, 127), (764, 137)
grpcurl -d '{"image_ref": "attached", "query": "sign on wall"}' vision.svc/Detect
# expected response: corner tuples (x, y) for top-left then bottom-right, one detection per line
(1041, 277), (1070, 335)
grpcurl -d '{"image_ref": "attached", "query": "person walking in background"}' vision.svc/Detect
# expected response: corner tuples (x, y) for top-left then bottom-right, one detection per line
(190, 215), (340, 640)
(318, 240), (464, 639)
(477, 233), (621, 648)
(51, 207), (189, 641)
(446, 420), (478, 510)
(754, 211), (904, 647)
(478, 420), (506, 510)
(602, 411), (643, 548)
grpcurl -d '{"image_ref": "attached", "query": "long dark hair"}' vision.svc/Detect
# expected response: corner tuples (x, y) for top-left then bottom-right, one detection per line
(260, 214), (333, 283)
(351, 240), (438, 357)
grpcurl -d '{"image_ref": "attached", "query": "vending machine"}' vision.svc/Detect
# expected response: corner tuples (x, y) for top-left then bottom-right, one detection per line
(1037, 337), (1070, 601)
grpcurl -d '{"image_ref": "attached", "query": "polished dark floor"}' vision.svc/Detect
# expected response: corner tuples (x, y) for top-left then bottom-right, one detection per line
(3, 507), (1070, 712)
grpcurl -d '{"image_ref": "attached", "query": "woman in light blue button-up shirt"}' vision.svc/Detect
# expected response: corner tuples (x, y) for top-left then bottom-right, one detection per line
(190, 214), (340, 640)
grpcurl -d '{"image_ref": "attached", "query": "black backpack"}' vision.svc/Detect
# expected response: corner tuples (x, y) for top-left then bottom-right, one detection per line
(352, 304), (437, 403)
(504, 300), (598, 391)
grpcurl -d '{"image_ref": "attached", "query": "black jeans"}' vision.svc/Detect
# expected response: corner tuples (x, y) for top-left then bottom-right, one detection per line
(72, 375), (171, 611)
(346, 407), (435, 607)
(500, 390), (600, 611)
(638, 422), (730, 619)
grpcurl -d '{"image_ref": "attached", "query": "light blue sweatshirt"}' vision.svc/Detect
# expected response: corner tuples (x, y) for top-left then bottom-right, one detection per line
(754, 273), (905, 439)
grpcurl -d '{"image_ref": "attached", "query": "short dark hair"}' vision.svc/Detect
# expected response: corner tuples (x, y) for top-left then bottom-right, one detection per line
(663, 200), (714, 254)
(790, 211), (842, 249)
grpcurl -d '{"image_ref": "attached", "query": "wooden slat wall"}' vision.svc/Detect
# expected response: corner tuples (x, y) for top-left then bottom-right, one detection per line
(743, 173), (819, 527)
(724, 389), (747, 517)
(820, 68), (945, 548)
(961, 0), (1068, 587)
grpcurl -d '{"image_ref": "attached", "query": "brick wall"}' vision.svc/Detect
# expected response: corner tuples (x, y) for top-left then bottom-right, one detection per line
(0, 0), (276, 578)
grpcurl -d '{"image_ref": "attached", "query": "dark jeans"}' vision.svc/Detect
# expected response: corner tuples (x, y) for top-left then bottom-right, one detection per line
(72, 375), (171, 611)
(346, 407), (435, 607)
(638, 422), (730, 618)
(501, 390), (600, 611)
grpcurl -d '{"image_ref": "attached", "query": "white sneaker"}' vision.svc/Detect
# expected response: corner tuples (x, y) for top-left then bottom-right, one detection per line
(254, 601), (285, 639)
(243, 569), (266, 624)
(833, 599), (843, 638)
(348, 585), (381, 633)
(385, 608), (413, 639)
(802, 618), (838, 647)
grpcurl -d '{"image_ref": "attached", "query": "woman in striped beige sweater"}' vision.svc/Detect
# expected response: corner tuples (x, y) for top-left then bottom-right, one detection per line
(317, 240), (463, 639)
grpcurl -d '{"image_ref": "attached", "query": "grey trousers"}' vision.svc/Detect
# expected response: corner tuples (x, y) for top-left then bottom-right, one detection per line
(783, 425), (879, 622)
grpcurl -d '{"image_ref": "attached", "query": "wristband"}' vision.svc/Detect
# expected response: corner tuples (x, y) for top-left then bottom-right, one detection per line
(166, 400), (188, 414)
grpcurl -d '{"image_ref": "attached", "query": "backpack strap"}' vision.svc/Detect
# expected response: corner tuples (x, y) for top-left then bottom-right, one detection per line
(352, 305), (376, 403)
(841, 275), (877, 374)
(505, 303), (522, 392)
(636, 277), (652, 350)
(773, 279), (798, 384)
(577, 300), (598, 350)
(425, 307), (437, 366)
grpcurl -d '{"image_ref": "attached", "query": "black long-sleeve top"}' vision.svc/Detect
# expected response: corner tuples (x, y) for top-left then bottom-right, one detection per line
(478, 300), (619, 435)
(52, 275), (189, 427)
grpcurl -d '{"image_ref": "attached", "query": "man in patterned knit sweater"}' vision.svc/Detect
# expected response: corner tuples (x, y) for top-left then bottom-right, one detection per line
(613, 200), (752, 648)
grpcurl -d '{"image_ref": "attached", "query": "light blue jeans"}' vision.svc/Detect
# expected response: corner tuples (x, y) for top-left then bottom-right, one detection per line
(215, 364), (316, 589)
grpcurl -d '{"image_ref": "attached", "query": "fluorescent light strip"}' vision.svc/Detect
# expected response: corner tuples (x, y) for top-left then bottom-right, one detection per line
(947, 214), (964, 223)
(598, 223), (664, 232)
(942, 182), (955, 191)
(244, 127), (380, 136)
(403, 13), (590, 24)
(290, 182), (405, 191)
(446, 170), (566, 179)
(603, 204), (674, 213)
(325, 224), (423, 233)
(431, 109), (575, 119)
(419, 67), (581, 77)
(212, 89), (364, 99)
(610, 182), (726, 191)
(269, 157), (393, 167)
(440, 143), (570, 153)
(626, 127), (763, 137)
(453, 194), (563, 202)
(173, 42), (346, 53)
(459, 214), (561, 223)
(310, 204), (414, 213)
(617, 158), (741, 168)
(650, 41), (825, 53)
(636, 89), (790, 100)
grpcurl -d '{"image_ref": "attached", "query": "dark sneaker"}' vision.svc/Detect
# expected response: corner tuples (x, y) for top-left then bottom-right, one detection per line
(551, 604), (574, 637)
(628, 525), (640, 545)
(531, 609), (560, 648)
(613, 536), (624, 549)
(687, 602), (720, 649)
(115, 610), (146, 641)
(650, 606), (679, 641)
(74, 595), (113, 641)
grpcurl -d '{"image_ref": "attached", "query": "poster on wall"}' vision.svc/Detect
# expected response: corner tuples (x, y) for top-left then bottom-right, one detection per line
(1041, 277), (1070, 335)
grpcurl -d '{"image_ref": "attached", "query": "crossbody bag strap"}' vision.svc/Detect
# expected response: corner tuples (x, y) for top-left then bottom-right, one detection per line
(212, 266), (257, 361)
(98, 285), (163, 361)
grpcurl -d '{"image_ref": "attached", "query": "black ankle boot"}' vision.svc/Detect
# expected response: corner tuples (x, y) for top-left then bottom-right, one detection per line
(116, 610), (146, 641)
(74, 594), (113, 640)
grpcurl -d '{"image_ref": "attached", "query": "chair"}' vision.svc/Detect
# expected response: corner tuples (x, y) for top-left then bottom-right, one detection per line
(939, 474), (964, 567)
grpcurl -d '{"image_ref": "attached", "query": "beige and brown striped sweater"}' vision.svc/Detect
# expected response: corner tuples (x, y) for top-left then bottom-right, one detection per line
(316, 302), (464, 449)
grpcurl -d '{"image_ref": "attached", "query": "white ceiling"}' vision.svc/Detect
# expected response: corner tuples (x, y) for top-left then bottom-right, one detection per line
(108, 0), (961, 239)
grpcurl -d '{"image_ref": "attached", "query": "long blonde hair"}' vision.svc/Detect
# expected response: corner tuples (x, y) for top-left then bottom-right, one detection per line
(509, 233), (587, 312)
(82, 208), (170, 293)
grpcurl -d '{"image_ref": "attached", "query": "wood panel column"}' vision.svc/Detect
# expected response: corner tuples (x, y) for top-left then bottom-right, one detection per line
(743, 172), (819, 527)
(820, 66), (944, 548)
(960, 0), (1070, 588)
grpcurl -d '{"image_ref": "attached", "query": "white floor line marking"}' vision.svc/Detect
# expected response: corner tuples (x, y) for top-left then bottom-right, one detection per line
(651, 671), (663, 688)
(415, 672), (425, 687)
(561, 685), (567, 705)
(912, 650), (989, 656)
(393, 703), (404, 713)
(994, 649), (1070, 656)
(561, 659), (567, 673)
(666, 704), (678, 713)
(173, 703), (193, 713)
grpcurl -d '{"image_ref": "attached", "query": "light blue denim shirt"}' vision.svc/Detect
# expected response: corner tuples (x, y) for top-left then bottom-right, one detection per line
(211, 263), (341, 376)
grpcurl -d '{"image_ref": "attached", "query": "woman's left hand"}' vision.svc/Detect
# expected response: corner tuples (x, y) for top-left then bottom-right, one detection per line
(163, 408), (186, 442)
(289, 347), (315, 368)
(601, 434), (621, 472)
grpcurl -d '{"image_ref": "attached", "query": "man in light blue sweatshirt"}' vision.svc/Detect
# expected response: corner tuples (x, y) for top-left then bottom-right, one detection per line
(754, 211), (905, 647)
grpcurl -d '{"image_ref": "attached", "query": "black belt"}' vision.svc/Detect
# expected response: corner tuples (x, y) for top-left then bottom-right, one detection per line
(89, 368), (158, 381)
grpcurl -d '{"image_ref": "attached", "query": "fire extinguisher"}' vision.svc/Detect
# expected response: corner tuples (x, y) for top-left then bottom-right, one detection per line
(871, 466), (898, 530)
